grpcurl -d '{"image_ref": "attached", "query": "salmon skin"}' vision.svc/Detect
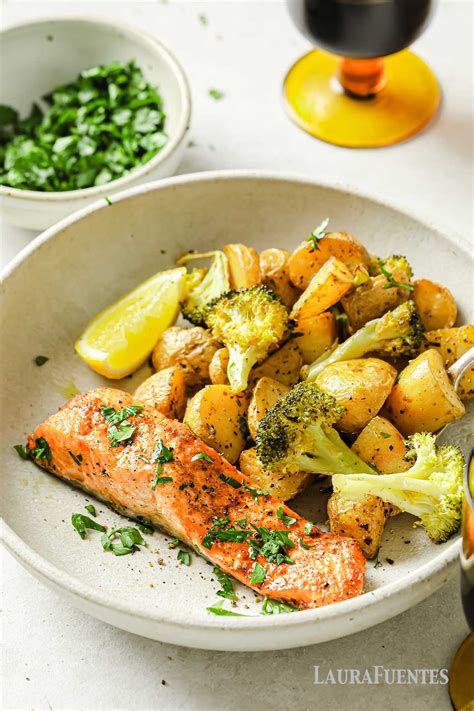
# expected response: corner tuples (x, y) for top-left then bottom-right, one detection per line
(30, 387), (365, 609)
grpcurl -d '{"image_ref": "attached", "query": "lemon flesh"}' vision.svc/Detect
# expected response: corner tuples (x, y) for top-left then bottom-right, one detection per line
(75, 267), (186, 379)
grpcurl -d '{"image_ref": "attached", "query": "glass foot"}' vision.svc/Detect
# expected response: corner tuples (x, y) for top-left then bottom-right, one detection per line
(283, 49), (440, 148)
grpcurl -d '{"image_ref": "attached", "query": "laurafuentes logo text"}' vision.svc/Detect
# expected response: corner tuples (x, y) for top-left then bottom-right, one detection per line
(313, 666), (449, 685)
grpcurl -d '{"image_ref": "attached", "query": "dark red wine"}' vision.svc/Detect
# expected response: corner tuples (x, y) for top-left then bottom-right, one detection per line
(287, 0), (435, 58)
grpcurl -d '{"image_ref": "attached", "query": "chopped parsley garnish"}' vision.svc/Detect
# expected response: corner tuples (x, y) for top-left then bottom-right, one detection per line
(304, 521), (315, 535)
(234, 518), (247, 528)
(250, 562), (266, 585)
(101, 526), (145, 556)
(379, 264), (414, 291)
(14, 444), (30, 460)
(202, 526), (251, 549)
(0, 61), (168, 192)
(219, 474), (242, 489)
(177, 549), (191, 566)
(151, 438), (174, 489)
(238, 415), (250, 440)
(34, 355), (49, 366)
(261, 598), (298, 615)
(306, 217), (329, 251)
(207, 600), (247, 616)
(191, 451), (214, 463)
(168, 537), (180, 549)
(277, 506), (297, 526)
(71, 513), (106, 539)
(137, 523), (154, 535)
(213, 566), (236, 599)
(68, 451), (83, 466)
(380, 432), (391, 439)
(249, 525), (295, 565)
(100, 405), (142, 447)
(84, 504), (96, 516)
(242, 482), (269, 501)
(209, 88), (224, 100)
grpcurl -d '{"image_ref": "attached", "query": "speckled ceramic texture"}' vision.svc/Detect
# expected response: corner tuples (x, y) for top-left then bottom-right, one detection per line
(1, 172), (472, 651)
(0, 17), (191, 230)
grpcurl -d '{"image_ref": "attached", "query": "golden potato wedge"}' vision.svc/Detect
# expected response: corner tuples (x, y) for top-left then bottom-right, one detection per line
(134, 367), (186, 420)
(223, 243), (261, 289)
(184, 385), (248, 463)
(152, 326), (219, 391)
(423, 325), (474, 399)
(251, 340), (303, 387)
(351, 416), (410, 475)
(288, 231), (369, 290)
(413, 278), (457, 330)
(290, 257), (354, 322)
(247, 377), (290, 440)
(328, 416), (409, 558)
(328, 492), (391, 559)
(239, 447), (312, 501)
(384, 349), (465, 435)
(294, 312), (337, 364)
(341, 271), (411, 331)
(209, 347), (229, 385)
(315, 358), (397, 433)
(260, 248), (301, 308)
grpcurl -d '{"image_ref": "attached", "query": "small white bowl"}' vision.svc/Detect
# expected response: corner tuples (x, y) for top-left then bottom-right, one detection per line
(0, 16), (191, 230)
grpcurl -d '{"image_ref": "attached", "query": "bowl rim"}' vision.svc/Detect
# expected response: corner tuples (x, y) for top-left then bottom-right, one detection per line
(0, 15), (192, 202)
(0, 169), (469, 639)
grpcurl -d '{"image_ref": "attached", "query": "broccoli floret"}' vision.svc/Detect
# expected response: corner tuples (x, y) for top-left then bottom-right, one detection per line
(255, 382), (372, 476)
(332, 433), (464, 543)
(205, 285), (292, 392)
(369, 254), (413, 281)
(305, 300), (424, 381)
(178, 251), (230, 326)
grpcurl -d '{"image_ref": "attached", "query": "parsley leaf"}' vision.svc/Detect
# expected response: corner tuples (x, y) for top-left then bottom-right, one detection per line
(379, 264), (414, 291)
(30, 437), (52, 464)
(191, 451), (214, 463)
(177, 549), (191, 566)
(84, 504), (96, 516)
(277, 506), (297, 526)
(14, 444), (30, 460)
(71, 513), (106, 539)
(68, 451), (83, 466)
(261, 598), (298, 615)
(306, 217), (329, 251)
(101, 526), (145, 555)
(34, 355), (49, 366)
(219, 474), (242, 489)
(250, 562), (266, 585)
(207, 600), (247, 616)
(242, 482), (269, 502)
(209, 88), (224, 100)
(213, 566), (236, 600)
(100, 405), (142, 447)
(151, 438), (174, 489)
(304, 521), (315, 535)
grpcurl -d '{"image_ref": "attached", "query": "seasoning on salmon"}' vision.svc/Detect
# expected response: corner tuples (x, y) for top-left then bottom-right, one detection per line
(29, 387), (365, 608)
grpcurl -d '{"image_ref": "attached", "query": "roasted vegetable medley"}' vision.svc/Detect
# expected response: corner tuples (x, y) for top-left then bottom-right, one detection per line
(77, 220), (473, 559)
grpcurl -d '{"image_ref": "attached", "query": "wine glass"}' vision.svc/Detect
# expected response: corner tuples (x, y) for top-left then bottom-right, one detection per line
(284, 0), (440, 148)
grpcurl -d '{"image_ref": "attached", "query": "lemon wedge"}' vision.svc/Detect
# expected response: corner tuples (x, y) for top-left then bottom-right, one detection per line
(75, 267), (186, 379)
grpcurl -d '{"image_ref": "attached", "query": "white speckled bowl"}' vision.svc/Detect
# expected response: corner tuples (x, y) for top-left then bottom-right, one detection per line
(1, 172), (472, 651)
(0, 16), (191, 230)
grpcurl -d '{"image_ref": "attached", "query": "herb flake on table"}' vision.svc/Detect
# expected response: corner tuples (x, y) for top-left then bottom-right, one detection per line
(101, 526), (145, 555)
(34, 355), (49, 366)
(209, 88), (224, 100)
(177, 549), (191, 566)
(0, 61), (168, 192)
(213, 566), (236, 600)
(84, 504), (97, 516)
(206, 600), (247, 616)
(261, 598), (298, 615)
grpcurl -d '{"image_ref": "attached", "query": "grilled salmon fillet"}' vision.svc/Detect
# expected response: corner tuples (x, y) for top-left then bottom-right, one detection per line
(30, 387), (365, 608)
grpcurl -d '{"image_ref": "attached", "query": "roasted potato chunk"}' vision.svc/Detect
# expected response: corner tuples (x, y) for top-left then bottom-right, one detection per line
(294, 312), (337, 364)
(290, 257), (354, 322)
(251, 340), (303, 387)
(209, 347), (229, 385)
(384, 348), (465, 435)
(184, 385), (248, 463)
(288, 231), (369, 290)
(328, 416), (409, 558)
(247, 377), (290, 440)
(341, 271), (411, 331)
(413, 278), (457, 330)
(152, 326), (219, 391)
(134, 367), (186, 420)
(223, 243), (261, 289)
(315, 358), (397, 433)
(422, 325), (474, 399)
(260, 248), (301, 308)
(239, 447), (312, 501)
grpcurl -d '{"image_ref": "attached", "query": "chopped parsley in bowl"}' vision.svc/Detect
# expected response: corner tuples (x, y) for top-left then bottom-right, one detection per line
(0, 60), (168, 192)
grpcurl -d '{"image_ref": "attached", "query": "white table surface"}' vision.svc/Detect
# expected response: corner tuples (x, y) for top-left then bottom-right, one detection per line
(1, 1), (472, 709)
